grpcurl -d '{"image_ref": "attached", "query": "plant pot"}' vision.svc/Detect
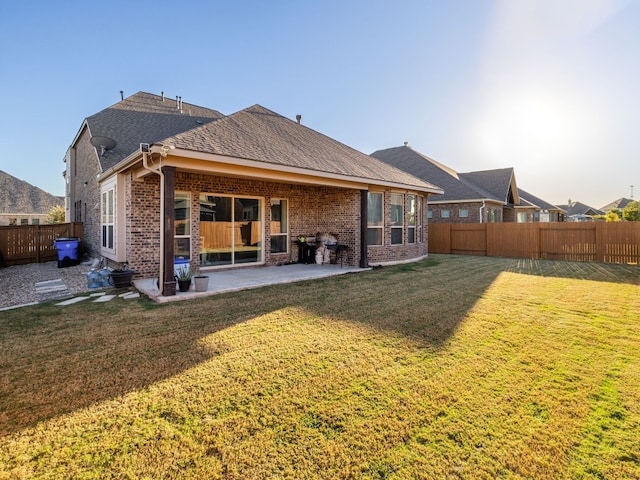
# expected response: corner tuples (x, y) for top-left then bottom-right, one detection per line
(177, 278), (192, 292)
(109, 269), (135, 288)
(194, 275), (209, 292)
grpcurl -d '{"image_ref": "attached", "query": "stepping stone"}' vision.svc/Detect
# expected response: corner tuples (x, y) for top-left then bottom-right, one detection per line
(90, 292), (106, 297)
(93, 295), (116, 303)
(121, 292), (140, 299)
(56, 297), (90, 306)
(36, 279), (71, 302)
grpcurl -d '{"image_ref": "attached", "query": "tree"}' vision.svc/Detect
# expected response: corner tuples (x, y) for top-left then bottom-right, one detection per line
(622, 201), (640, 222)
(605, 211), (620, 222)
(45, 205), (65, 224)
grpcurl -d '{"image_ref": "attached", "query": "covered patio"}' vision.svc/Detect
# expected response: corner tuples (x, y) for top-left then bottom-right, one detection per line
(134, 262), (367, 303)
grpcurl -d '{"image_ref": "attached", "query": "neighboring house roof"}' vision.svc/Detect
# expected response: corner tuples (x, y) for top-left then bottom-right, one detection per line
(0, 170), (63, 214)
(600, 197), (634, 211)
(517, 189), (565, 212)
(556, 201), (604, 216)
(459, 168), (519, 205)
(370, 146), (484, 202)
(81, 92), (224, 171)
(371, 145), (521, 204)
(162, 105), (442, 191)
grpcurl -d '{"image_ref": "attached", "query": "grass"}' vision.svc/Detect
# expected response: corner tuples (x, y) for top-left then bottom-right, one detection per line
(0, 254), (639, 479)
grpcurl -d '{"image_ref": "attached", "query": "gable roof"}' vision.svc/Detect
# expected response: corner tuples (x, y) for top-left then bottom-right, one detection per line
(371, 145), (517, 203)
(459, 168), (519, 205)
(80, 92), (224, 171)
(0, 170), (63, 214)
(518, 188), (565, 212)
(161, 105), (443, 191)
(557, 201), (604, 216)
(600, 197), (634, 211)
(370, 146), (482, 201)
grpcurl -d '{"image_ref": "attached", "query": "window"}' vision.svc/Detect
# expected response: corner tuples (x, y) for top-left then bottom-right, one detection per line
(270, 199), (288, 253)
(390, 193), (404, 245)
(175, 192), (191, 260)
(199, 194), (263, 267)
(367, 192), (383, 245)
(517, 212), (528, 223)
(101, 187), (115, 251)
(20, 218), (28, 225)
(441, 209), (450, 219)
(459, 209), (469, 218)
(407, 195), (416, 244)
(427, 209), (433, 219)
(32, 218), (40, 225)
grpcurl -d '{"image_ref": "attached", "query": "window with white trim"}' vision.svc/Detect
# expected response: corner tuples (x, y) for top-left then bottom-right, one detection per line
(407, 195), (416, 244)
(101, 187), (115, 252)
(270, 198), (288, 253)
(391, 193), (404, 245)
(367, 192), (383, 246)
(175, 192), (191, 260)
(441, 209), (450, 219)
(459, 208), (469, 218)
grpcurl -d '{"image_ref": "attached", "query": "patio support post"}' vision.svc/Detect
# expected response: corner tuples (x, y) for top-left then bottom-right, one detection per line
(161, 166), (176, 296)
(360, 189), (368, 268)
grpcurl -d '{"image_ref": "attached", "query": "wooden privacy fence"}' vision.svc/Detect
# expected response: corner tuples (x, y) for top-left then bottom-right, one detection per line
(428, 222), (640, 265)
(0, 223), (83, 267)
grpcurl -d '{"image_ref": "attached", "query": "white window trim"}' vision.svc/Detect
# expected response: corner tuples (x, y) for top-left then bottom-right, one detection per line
(270, 198), (289, 254)
(407, 195), (416, 244)
(100, 175), (126, 262)
(367, 191), (384, 246)
(390, 193), (404, 245)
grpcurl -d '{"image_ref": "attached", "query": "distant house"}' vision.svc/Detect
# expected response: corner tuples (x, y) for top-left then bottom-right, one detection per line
(64, 92), (442, 296)
(371, 145), (563, 223)
(556, 200), (604, 221)
(0, 170), (63, 226)
(600, 197), (634, 212)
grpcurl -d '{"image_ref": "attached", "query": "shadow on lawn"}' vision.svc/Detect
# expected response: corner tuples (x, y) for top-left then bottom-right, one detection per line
(2, 254), (635, 437)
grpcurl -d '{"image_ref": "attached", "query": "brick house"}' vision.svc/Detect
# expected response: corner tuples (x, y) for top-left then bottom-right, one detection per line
(64, 92), (442, 295)
(371, 145), (563, 223)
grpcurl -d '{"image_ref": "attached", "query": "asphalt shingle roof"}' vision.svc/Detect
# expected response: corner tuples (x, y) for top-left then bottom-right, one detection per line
(163, 105), (442, 190)
(518, 189), (563, 211)
(84, 92), (223, 171)
(458, 168), (515, 204)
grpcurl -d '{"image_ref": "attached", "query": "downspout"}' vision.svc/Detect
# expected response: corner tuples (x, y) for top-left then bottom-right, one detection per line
(479, 200), (486, 223)
(141, 148), (166, 292)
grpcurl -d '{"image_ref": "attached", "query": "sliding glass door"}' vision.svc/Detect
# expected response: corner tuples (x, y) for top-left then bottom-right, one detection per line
(199, 194), (262, 267)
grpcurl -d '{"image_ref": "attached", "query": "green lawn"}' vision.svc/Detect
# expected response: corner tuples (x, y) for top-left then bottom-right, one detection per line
(1, 255), (639, 479)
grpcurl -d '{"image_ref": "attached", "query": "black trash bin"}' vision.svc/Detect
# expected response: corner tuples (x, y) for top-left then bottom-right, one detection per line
(54, 237), (81, 268)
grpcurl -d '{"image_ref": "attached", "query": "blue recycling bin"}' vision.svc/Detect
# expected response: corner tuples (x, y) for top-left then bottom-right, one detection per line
(54, 237), (81, 268)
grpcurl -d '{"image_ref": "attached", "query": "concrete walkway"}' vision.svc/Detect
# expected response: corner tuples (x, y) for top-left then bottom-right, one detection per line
(135, 262), (367, 303)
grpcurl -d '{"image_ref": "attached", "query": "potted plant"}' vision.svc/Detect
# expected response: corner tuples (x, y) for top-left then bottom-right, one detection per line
(175, 264), (193, 292)
(109, 262), (137, 288)
(194, 272), (209, 292)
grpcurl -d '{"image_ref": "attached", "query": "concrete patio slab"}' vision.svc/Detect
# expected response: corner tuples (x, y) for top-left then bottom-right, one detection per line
(134, 263), (367, 303)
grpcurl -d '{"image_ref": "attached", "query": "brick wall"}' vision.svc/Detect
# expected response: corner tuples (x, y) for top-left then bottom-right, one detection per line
(70, 129), (103, 258)
(122, 171), (430, 277)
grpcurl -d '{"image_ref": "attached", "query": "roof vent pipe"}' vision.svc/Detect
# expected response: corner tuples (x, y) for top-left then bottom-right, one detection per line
(296, 114), (302, 124)
(120, 90), (124, 101)
(161, 91), (165, 102)
(404, 141), (409, 147)
(176, 96), (180, 109)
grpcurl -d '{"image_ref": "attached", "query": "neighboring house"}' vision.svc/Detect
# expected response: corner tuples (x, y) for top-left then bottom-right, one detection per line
(600, 197), (633, 212)
(371, 145), (561, 223)
(0, 170), (64, 225)
(556, 200), (604, 221)
(65, 92), (443, 296)
(517, 189), (565, 223)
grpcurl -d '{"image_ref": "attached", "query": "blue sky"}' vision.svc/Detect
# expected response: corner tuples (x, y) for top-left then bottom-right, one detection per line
(1, 0), (638, 209)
